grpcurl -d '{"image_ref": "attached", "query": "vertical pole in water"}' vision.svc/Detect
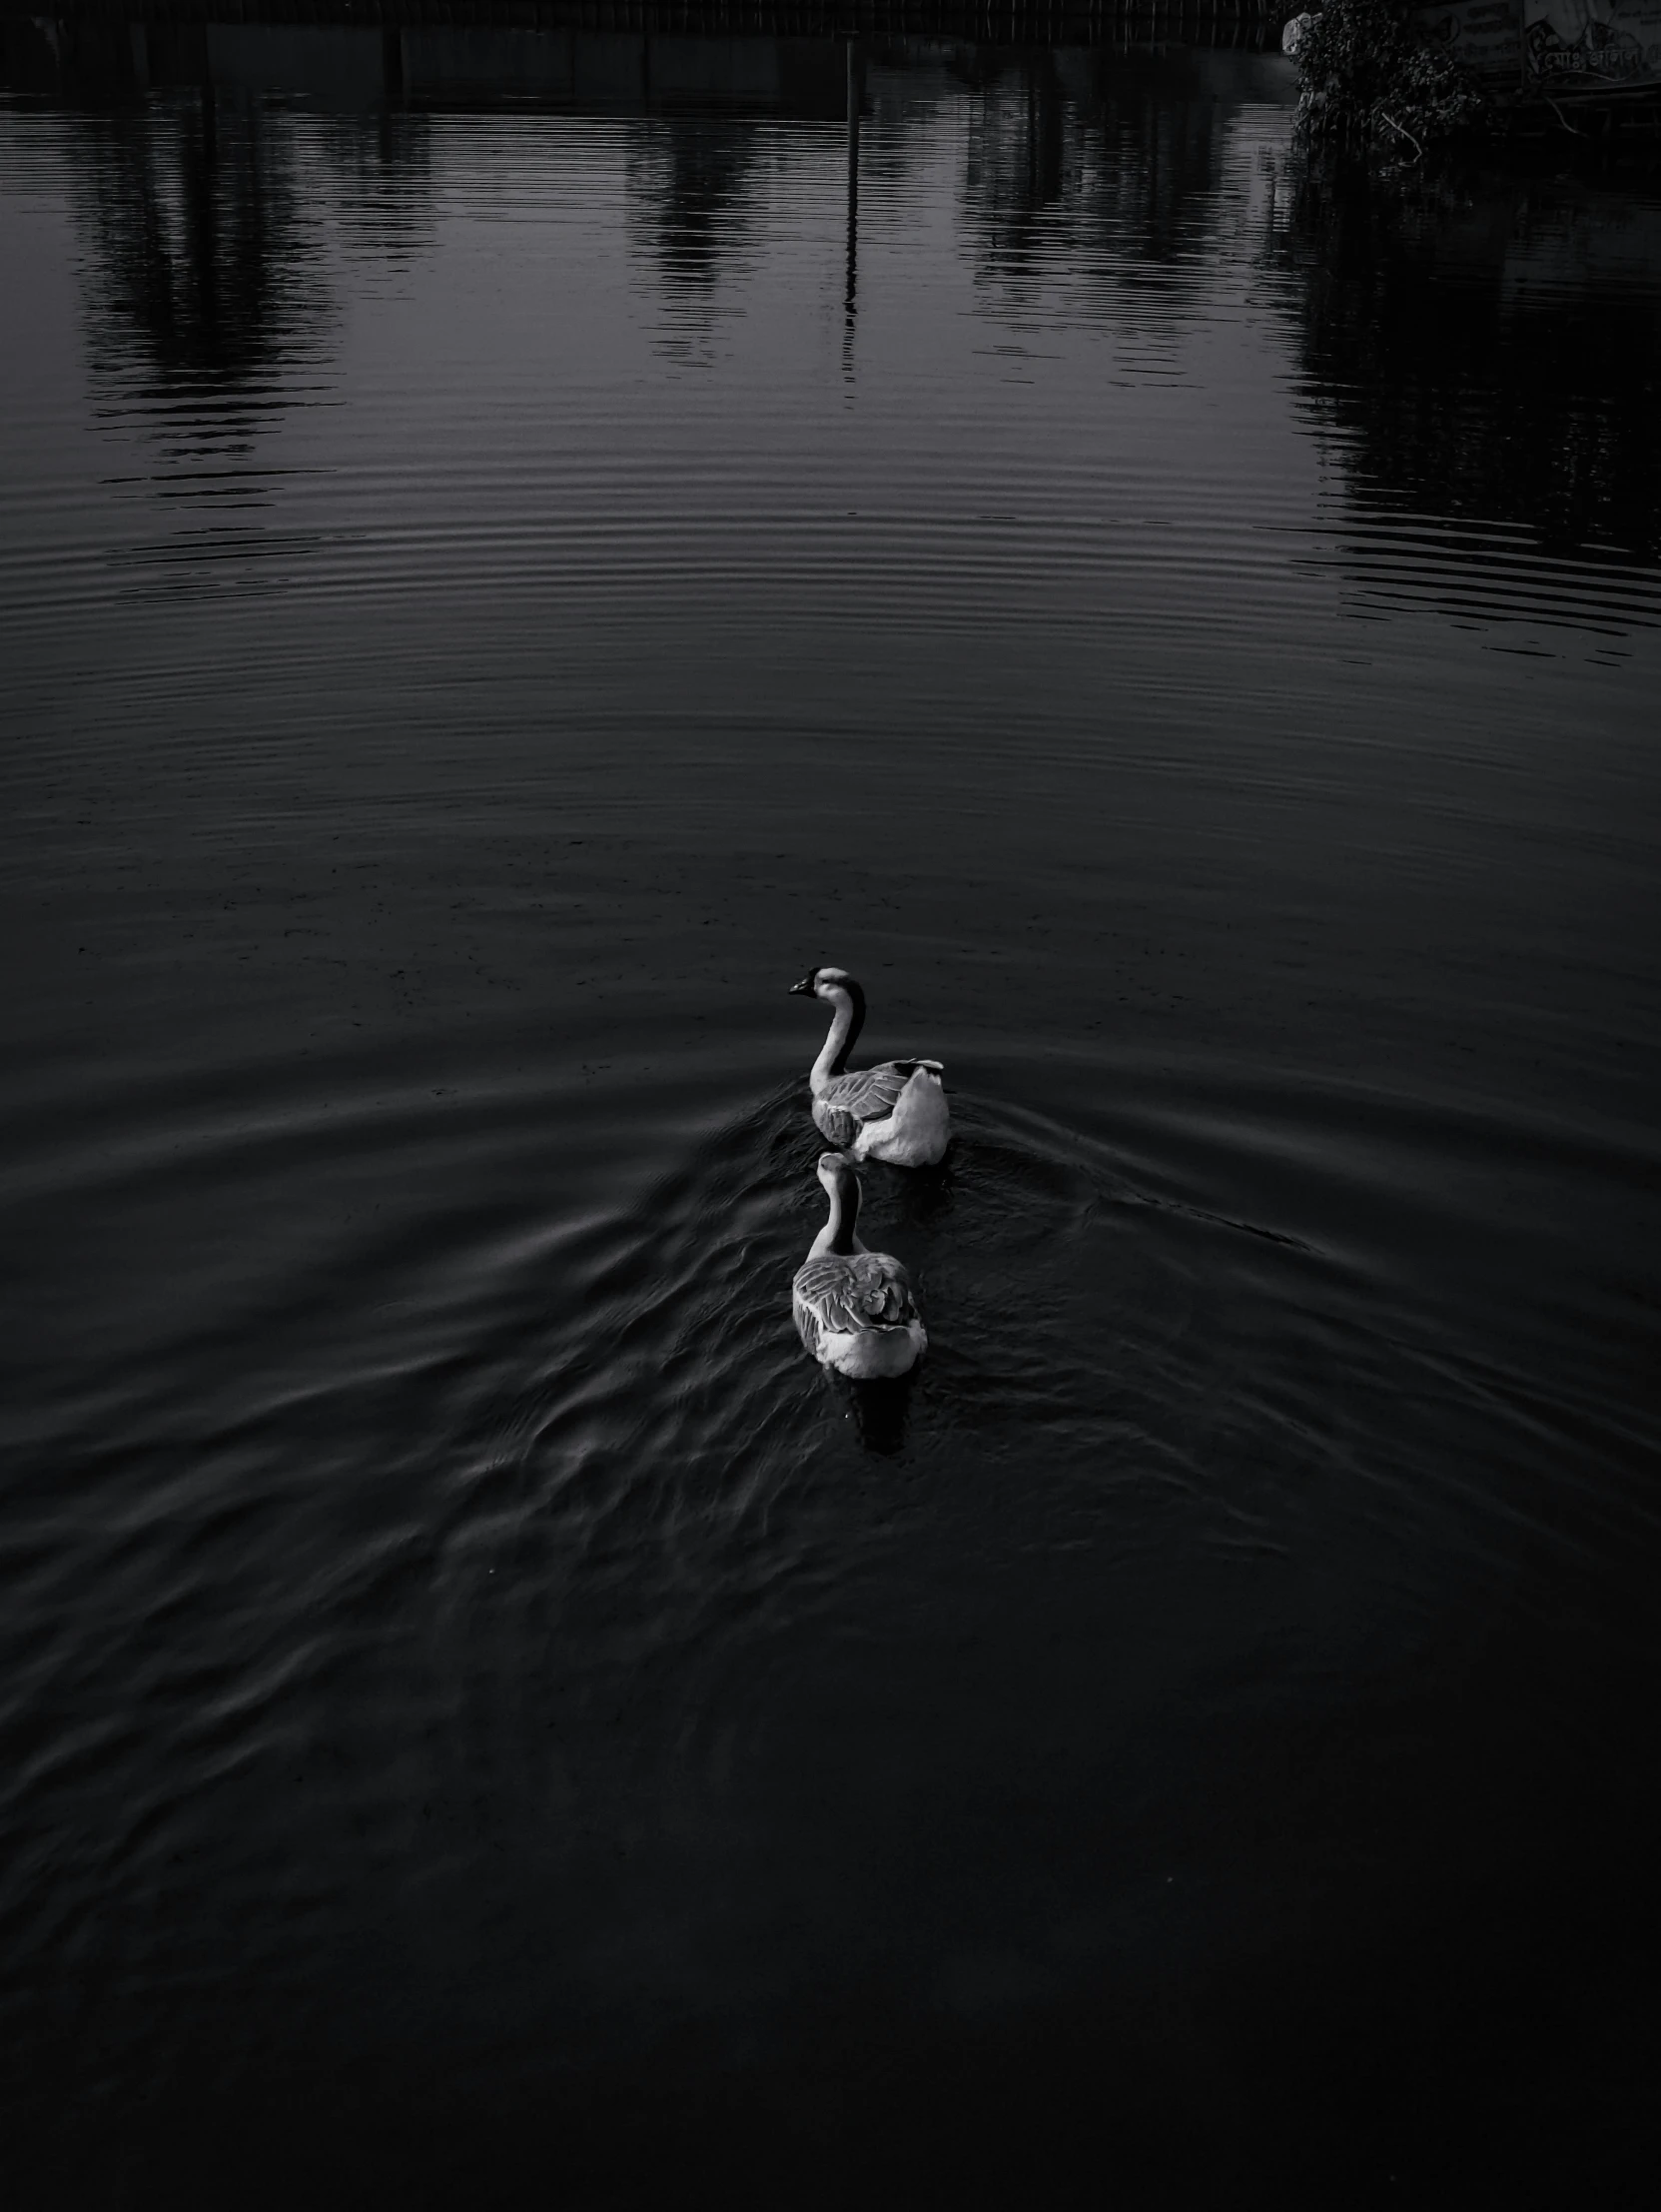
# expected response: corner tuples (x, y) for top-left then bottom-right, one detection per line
(844, 39), (861, 377)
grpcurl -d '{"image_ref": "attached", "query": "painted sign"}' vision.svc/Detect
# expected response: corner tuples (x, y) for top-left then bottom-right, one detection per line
(1522, 0), (1661, 87)
(1413, 1), (1524, 85)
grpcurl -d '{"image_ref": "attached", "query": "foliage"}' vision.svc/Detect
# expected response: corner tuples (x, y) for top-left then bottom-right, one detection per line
(1291, 0), (1490, 161)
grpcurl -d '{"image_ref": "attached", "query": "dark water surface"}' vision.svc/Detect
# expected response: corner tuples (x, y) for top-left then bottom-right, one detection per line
(3, 15), (1660, 2205)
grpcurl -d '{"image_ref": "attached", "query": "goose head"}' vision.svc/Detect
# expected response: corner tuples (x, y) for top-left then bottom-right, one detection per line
(816, 1149), (858, 1196)
(789, 965), (858, 1000)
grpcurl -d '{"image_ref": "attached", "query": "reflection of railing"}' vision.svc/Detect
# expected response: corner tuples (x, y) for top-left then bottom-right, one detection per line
(397, 31), (853, 118)
(41, 25), (858, 118)
(1, 0), (1292, 48)
(3, 6), (1291, 113)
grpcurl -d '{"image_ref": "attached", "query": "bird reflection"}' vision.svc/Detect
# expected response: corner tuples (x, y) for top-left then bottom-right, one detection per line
(826, 1370), (914, 1457)
(872, 1158), (958, 1234)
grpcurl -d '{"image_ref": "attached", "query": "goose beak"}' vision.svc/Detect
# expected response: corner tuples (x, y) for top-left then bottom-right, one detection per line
(788, 975), (816, 995)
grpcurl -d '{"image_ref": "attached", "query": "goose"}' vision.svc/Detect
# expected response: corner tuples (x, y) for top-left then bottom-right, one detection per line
(788, 966), (950, 1167)
(792, 1153), (926, 1378)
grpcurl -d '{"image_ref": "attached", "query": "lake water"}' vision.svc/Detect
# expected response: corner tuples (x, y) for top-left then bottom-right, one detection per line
(2, 14), (1659, 2204)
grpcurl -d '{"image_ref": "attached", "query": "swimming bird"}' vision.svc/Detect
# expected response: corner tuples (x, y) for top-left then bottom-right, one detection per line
(792, 1153), (926, 1378)
(788, 966), (950, 1167)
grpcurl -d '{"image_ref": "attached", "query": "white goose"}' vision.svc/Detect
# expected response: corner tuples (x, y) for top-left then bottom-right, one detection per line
(788, 966), (950, 1167)
(792, 1153), (927, 1379)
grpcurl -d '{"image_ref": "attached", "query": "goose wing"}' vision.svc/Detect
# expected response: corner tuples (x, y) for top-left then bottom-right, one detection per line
(816, 1059), (944, 1145)
(793, 1251), (918, 1348)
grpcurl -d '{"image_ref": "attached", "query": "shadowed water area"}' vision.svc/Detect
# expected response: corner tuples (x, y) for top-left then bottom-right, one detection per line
(2, 10), (1660, 2203)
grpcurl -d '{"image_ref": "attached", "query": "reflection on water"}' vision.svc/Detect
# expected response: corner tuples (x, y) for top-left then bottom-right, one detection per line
(963, 46), (1247, 314)
(630, 116), (766, 296)
(9, 15), (1661, 587)
(3, 13), (1661, 2207)
(1283, 157), (1661, 562)
(75, 100), (331, 452)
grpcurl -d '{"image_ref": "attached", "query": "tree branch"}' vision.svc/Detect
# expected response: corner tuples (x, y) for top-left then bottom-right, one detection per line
(1377, 109), (1425, 162)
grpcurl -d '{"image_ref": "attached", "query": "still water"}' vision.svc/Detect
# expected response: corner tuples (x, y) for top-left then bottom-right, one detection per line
(2, 14), (1659, 2204)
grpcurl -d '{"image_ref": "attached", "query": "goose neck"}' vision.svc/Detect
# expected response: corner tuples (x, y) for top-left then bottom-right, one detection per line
(822, 1168), (860, 1255)
(811, 981), (866, 1089)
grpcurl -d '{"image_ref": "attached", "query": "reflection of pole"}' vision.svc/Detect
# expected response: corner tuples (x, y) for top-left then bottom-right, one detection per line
(382, 27), (404, 160)
(843, 39), (861, 376)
